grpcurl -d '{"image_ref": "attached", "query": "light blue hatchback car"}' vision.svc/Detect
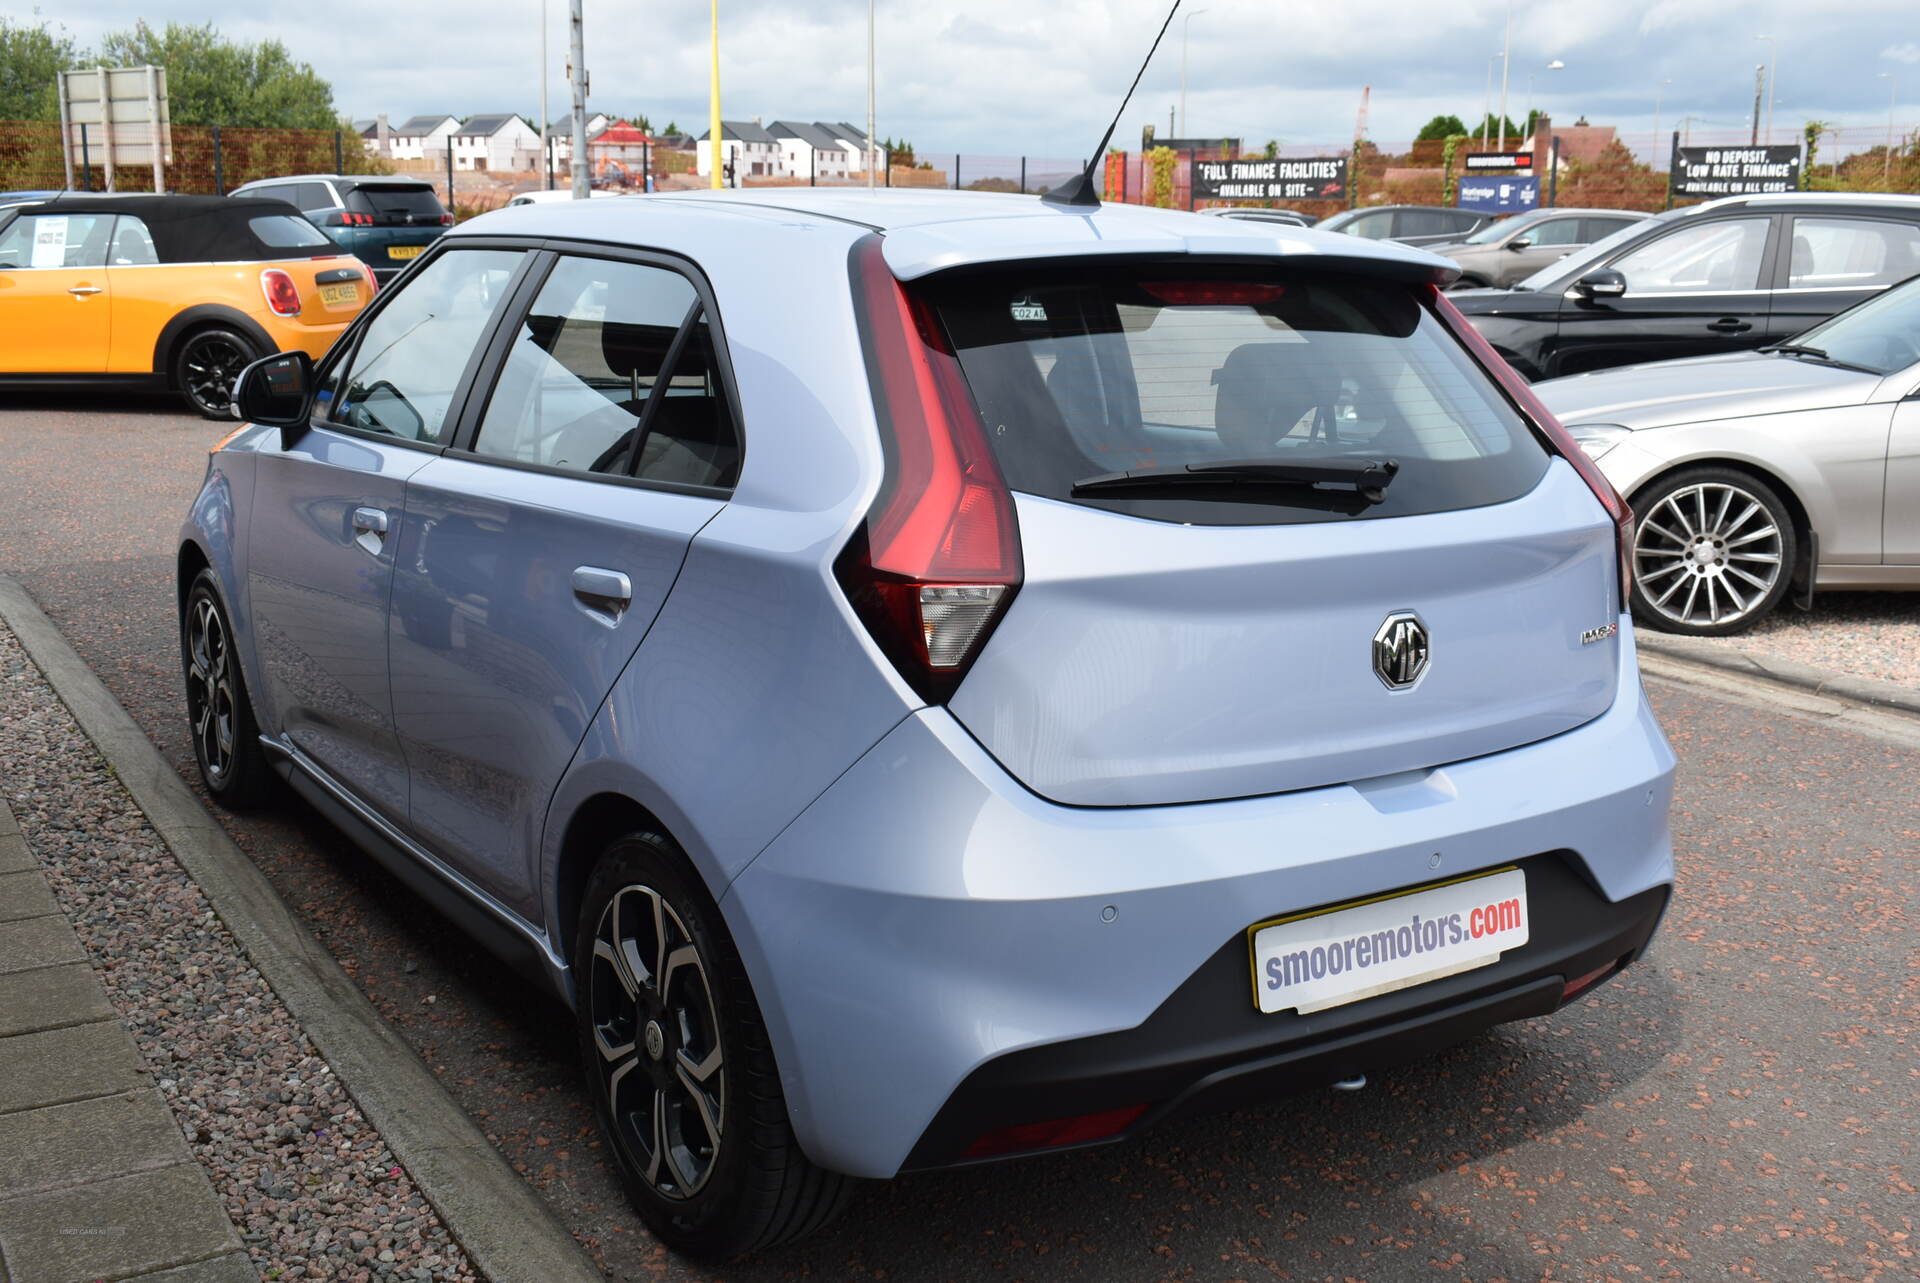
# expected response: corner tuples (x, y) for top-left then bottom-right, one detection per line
(179, 188), (1675, 1257)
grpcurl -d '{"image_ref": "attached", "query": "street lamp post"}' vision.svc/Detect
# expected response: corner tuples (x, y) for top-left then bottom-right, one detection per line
(1754, 34), (1776, 144)
(1179, 8), (1209, 138)
(1652, 78), (1671, 168)
(866, 0), (875, 188)
(1528, 59), (1564, 138)
(1881, 72), (1900, 185)
(1496, 2), (1512, 150)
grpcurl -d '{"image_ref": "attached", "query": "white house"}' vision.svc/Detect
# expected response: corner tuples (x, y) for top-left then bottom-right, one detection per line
(380, 114), (459, 162)
(450, 114), (544, 171)
(768, 121), (857, 180)
(697, 120), (780, 182)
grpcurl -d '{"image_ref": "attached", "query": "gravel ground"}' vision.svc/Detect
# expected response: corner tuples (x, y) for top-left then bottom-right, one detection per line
(1654, 591), (1920, 687)
(0, 618), (478, 1283)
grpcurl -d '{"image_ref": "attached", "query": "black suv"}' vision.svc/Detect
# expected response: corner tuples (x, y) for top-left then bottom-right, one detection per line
(1449, 192), (1920, 379)
(230, 174), (450, 284)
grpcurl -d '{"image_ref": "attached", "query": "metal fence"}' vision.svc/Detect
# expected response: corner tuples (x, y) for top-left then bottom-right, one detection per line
(7, 118), (1914, 217)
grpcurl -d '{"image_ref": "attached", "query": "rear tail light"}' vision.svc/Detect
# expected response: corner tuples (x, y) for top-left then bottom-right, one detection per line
(440, 211), (454, 226)
(332, 210), (374, 226)
(259, 268), (301, 317)
(962, 1104), (1149, 1159)
(1430, 287), (1635, 608)
(836, 235), (1021, 703)
(363, 267), (378, 296)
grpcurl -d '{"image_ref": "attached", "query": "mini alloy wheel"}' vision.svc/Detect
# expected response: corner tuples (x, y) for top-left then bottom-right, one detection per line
(176, 329), (257, 419)
(587, 883), (726, 1200)
(1630, 470), (1794, 636)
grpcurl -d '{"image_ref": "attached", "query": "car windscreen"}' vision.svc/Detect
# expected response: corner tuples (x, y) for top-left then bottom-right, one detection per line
(925, 266), (1550, 527)
(345, 184), (446, 223)
(1461, 212), (1536, 245)
(1787, 275), (1920, 375)
(1515, 208), (1689, 291)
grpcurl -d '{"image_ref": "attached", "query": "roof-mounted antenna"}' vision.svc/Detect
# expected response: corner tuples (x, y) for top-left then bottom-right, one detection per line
(1042, 0), (1184, 208)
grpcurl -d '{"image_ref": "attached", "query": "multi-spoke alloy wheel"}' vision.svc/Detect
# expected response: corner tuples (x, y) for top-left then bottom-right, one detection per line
(574, 835), (852, 1256)
(175, 329), (256, 419)
(1630, 470), (1795, 636)
(185, 595), (238, 784)
(588, 883), (726, 1200)
(179, 572), (271, 807)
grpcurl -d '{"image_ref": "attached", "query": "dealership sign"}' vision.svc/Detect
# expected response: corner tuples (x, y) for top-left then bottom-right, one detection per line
(1193, 157), (1349, 202)
(1457, 174), (1540, 213)
(1670, 145), (1802, 198)
(1464, 151), (1534, 173)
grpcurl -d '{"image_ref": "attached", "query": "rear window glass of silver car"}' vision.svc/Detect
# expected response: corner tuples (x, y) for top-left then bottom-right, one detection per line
(248, 214), (332, 249)
(926, 267), (1550, 526)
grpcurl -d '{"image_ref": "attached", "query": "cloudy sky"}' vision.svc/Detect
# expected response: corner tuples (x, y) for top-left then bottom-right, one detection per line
(44, 0), (1920, 159)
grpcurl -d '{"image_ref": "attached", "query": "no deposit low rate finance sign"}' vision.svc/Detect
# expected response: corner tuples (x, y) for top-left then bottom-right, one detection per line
(1671, 145), (1803, 197)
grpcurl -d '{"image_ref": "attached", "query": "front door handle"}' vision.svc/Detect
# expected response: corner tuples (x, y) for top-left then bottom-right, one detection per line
(1707, 317), (1753, 333)
(350, 506), (389, 555)
(572, 566), (632, 626)
(68, 285), (103, 297)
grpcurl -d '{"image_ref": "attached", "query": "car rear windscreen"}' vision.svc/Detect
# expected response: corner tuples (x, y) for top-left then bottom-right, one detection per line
(925, 267), (1550, 526)
(346, 184), (446, 222)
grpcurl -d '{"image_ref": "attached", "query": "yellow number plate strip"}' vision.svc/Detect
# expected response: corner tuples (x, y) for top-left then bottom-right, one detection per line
(387, 245), (423, 260)
(318, 283), (359, 308)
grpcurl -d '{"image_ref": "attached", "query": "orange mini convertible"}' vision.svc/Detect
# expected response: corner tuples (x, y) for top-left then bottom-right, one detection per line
(0, 193), (375, 416)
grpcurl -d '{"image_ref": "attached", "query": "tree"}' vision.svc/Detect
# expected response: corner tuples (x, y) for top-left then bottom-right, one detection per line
(1465, 113), (1524, 143)
(0, 15), (80, 120)
(1416, 114), (1468, 142)
(663, 120), (679, 137)
(883, 136), (915, 167)
(94, 21), (337, 129)
(1262, 139), (1279, 159)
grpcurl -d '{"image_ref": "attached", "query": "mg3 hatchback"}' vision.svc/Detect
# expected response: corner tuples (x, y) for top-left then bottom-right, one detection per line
(178, 189), (1676, 1257)
(0, 194), (373, 417)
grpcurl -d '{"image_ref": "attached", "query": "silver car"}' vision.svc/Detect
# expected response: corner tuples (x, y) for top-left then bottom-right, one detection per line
(1437, 207), (1650, 289)
(1538, 276), (1920, 634)
(181, 188), (1675, 1256)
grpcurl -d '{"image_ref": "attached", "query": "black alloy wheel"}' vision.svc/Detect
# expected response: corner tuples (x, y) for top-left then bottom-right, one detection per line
(175, 328), (258, 419)
(180, 570), (272, 807)
(575, 833), (851, 1257)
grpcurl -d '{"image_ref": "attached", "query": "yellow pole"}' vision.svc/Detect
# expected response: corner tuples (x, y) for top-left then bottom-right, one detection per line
(709, 0), (723, 189)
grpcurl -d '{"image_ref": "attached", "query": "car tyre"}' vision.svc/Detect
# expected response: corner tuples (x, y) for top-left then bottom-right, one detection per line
(1628, 467), (1797, 637)
(180, 570), (274, 808)
(174, 327), (260, 419)
(574, 831), (853, 1258)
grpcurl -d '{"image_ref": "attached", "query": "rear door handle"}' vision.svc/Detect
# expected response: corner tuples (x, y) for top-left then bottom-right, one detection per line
(350, 506), (389, 555)
(572, 566), (632, 626)
(1707, 317), (1753, 333)
(68, 286), (103, 297)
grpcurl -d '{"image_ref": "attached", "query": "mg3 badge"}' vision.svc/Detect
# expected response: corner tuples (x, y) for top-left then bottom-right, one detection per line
(1581, 621), (1620, 645)
(1372, 612), (1430, 690)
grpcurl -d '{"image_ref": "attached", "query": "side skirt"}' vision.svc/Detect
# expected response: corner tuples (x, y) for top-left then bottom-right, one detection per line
(261, 736), (575, 1005)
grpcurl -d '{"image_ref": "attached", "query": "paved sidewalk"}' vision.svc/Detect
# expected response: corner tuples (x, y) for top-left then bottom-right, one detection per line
(0, 800), (256, 1283)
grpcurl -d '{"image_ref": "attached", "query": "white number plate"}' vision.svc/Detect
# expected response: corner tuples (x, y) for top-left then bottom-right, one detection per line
(1249, 868), (1529, 1015)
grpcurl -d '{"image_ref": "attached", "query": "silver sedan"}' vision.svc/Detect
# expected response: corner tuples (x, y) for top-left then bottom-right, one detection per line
(1536, 279), (1920, 635)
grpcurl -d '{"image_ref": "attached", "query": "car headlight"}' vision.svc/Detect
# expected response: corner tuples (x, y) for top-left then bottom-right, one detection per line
(1563, 423), (1631, 460)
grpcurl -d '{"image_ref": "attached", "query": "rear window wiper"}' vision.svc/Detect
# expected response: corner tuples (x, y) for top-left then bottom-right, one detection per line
(1071, 457), (1400, 506)
(1760, 343), (1879, 373)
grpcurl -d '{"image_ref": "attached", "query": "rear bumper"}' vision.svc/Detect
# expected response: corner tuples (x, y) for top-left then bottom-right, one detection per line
(723, 616), (1674, 1180)
(901, 853), (1664, 1171)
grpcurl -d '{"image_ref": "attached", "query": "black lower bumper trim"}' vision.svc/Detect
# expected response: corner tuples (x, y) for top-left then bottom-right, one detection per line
(902, 853), (1667, 1172)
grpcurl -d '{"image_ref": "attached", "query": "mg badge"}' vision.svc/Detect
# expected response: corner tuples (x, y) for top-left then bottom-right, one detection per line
(1372, 612), (1430, 690)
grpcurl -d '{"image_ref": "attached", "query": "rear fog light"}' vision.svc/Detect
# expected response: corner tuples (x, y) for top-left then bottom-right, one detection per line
(962, 1104), (1150, 1159)
(1561, 960), (1620, 1001)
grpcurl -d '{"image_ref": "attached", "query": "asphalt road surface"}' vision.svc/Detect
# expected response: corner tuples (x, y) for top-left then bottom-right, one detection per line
(2, 392), (1915, 1283)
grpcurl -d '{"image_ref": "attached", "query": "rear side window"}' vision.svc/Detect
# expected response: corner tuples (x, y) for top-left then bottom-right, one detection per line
(108, 216), (159, 264)
(926, 268), (1549, 526)
(471, 255), (740, 488)
(1526, 217), (1584, 247)
(248, 214), (331, 249)
(1787, 217), (1920, 290)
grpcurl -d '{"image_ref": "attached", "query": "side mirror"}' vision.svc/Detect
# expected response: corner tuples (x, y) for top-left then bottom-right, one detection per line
(232, 351), (315, 438)
(1506, 236), (1533, 251)
(1574, 268), (1628, 299)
